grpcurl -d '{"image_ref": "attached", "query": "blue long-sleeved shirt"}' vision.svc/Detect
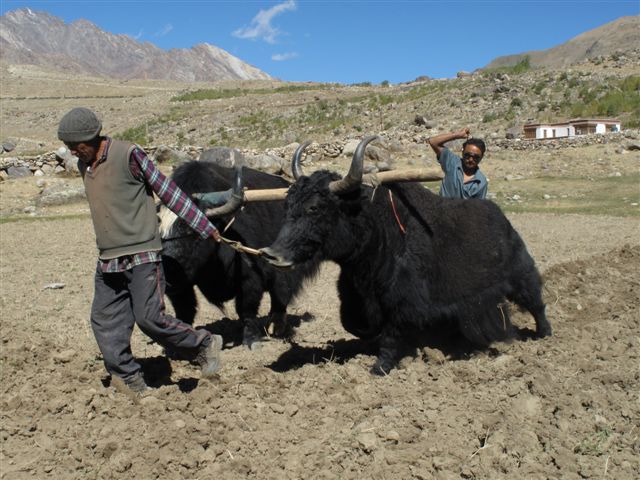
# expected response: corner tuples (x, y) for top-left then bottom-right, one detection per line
(437, 148), (488, 199)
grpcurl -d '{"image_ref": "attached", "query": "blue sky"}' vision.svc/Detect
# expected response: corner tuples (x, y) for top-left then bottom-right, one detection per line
(1, 1), (638, 83)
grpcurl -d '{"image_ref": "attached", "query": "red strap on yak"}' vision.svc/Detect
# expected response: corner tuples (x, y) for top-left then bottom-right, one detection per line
(388, 190), (406, 235)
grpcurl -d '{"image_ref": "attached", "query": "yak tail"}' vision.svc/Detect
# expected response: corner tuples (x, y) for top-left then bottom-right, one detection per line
(456, 301), (515, 347)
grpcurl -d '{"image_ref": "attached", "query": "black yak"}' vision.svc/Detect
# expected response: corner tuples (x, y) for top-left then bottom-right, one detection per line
(261, 136), (552, 374)
(159, 158), (320, 348)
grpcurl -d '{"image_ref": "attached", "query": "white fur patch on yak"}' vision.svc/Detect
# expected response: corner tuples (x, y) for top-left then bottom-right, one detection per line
(158, 206), (178, 238)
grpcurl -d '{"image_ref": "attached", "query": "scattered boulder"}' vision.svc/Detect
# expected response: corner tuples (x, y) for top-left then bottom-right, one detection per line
(414, 115), (435, 129)
(321, 144), (341, 158)
(383, 139), (404, 152)
(2, 141), (16, 153)
(244, 154), (285, 174)
(6, 165), (31, 178)
(363, 163), (377, 174)
(365, 145), (392, 166)
(152, 145), (191, 165)
(280, 142), (305, 161)
(36, 180), (86, 206)
(342, 139), (361, 157)
(56, 147), (80, 176)
(199, 147), (245, 167)
(376, 161), (391, 172)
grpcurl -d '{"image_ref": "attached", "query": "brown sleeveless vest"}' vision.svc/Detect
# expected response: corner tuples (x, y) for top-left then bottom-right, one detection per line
(82, 140), (162, 260)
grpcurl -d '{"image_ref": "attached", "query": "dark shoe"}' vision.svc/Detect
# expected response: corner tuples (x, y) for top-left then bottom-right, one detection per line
(124, 372), (148, 393)
(196, 334), (223, 378)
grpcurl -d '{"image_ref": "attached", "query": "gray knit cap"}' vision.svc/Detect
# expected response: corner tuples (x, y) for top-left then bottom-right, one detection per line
(57, 107), (102, 142)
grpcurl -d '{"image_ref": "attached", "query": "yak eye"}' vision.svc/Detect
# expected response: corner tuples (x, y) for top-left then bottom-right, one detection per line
(305, 204), (319, 215)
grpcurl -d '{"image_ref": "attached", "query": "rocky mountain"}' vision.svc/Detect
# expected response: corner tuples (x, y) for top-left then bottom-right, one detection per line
(0, 8), (271, 82)
(484, 15), (640, 70)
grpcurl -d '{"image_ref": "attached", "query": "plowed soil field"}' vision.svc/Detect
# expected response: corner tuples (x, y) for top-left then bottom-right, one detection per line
(1, 212), (639, 480)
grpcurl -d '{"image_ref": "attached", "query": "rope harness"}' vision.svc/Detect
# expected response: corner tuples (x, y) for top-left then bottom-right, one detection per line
(162, 214), (263, 257)
(220, 235), (263, 257)
(218, 214), (263, 256)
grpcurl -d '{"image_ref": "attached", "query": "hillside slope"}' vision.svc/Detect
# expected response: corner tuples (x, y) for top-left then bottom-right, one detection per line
(484, 16), (639, 70)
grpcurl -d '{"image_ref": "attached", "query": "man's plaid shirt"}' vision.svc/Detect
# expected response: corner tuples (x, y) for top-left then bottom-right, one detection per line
(93, 137), (216, 273)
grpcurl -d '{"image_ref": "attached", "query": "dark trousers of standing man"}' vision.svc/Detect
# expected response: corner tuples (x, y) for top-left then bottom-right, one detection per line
(90, 261), (210, 383)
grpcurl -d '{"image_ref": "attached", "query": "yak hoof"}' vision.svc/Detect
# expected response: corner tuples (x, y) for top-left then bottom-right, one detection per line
(268, 313), (290, 338)
(370, 361), (392, 377)
(272, 323), (293, 340)
(242, 336), (264, 351)
(536, 325), (553, 338)
(271, 322), (288, 338)
(243, 322), (265, 351)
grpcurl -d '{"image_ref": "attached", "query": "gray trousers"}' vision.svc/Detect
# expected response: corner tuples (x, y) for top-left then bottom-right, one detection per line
(91, 261), (210, 382)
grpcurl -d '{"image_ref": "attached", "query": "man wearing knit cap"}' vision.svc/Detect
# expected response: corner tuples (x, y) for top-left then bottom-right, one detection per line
(58, 107), (224, 393)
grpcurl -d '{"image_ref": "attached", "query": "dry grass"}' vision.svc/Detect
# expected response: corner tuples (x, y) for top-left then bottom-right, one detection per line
(491, 174), (640, 216)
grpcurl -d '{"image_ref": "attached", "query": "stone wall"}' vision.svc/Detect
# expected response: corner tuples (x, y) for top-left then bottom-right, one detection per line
(1, 131), (637, 180)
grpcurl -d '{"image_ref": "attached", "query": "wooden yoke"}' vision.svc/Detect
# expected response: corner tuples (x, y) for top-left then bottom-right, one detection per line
(237, 168), (444, 204)
(362, 168), (444, 188)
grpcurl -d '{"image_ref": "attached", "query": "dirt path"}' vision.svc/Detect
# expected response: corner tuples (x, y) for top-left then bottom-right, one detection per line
(1, 213), (638, 479)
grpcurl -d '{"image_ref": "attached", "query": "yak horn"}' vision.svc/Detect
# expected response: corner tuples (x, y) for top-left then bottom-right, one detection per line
(292, 140), (312, 180)
(205, 166), (245, 217)
(329, 135), (379, 194)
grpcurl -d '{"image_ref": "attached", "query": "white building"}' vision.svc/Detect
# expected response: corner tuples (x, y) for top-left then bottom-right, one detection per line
(523, 118), (621, 139)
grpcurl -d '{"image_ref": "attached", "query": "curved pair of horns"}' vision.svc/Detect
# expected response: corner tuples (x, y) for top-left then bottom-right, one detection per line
(293, 136), (379, 194)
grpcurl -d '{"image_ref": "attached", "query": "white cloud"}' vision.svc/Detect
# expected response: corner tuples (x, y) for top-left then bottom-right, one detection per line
(155, 24), (173, 37)
(233, 0), (296, 44)
(272, 52), (298, 61)
(132, 29), (144, 40)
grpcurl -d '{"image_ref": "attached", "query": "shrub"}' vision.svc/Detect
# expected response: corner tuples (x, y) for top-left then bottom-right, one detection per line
(568, 76), (640, 121)
(482, 112), (498, 123)
(509, 56), (532, 74)
(532, 81), (546, 95)
(485, 56), (532, 76)
(114, 125), (147, 145)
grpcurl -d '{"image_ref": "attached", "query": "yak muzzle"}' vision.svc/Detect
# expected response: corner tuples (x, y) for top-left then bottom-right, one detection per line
(260, 247), (295, 269)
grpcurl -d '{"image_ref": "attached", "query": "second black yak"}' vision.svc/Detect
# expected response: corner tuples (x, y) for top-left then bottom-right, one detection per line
(159, 160), (320, 348)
